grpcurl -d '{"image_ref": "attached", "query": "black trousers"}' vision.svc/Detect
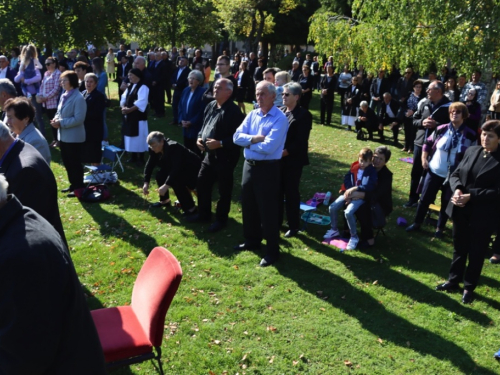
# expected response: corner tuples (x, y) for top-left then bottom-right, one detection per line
(197, 154), (237, 222)
(241, 160), (281, 256)
(355, 120), (377, 139)
(301, 92), (312, 110)
(278, 159), (303, 231)
(151, 84), (165, 115)
(380, 117), (399, 143)
(320, 96), (334, 125)
(337, 88), (347, 113)
(184, 137), (202, 158)
(403, 117), (416, 150)
(172, 90), (182, 123)
(355, 203), (373, 241)
(155, 168), (197, 211)
(448, 208), (496, 291)
(164, 84), (172, 104)
(414, 170), (449, 229)
(46, 108), (58, 142)
(60, 141), (84, 190)
(409, 145), (423, 204)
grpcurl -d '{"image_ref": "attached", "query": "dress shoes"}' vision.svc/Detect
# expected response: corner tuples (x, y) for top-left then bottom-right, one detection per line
(284, 229), (300, 238)
(67, 192), (77, 198)
(61, 187), (73, 193)
(435, 282), (460, 293)
(208, 221), (226, 233)
(233, 243), (261, 252)
(462, 290), (474, 304)
(406, 223), (421, 232)
(185, 213), (210, 223)
(259, 255), (279, 267)
(403, 201), (418, 208)
(182, 207), (198, 217)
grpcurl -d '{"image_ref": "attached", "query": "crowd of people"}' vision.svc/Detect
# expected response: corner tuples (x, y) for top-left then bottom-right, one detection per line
(0, 44), (500, 373)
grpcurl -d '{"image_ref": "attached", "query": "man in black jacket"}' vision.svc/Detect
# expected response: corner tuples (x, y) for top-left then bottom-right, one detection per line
(370, 69), (390, 114)
(355, 101), (378, 140)
(171, 56), (191, 124)
(186, 78), (245, 232)
(150, 52), (167, 117)
(404, 80), (450, 207)
(0, 176), (106, 374)
(378, 92), (402, 145)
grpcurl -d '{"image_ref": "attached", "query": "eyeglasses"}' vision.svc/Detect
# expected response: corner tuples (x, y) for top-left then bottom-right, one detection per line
(467, 92), (475, 95)
(45, 62), (53, 66)
(282, 93), (291, 97)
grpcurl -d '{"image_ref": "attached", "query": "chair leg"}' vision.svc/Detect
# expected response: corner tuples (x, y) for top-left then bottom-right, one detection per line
(154, 346), (165, 375)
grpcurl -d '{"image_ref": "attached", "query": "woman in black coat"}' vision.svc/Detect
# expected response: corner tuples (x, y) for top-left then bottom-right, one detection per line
(142, 131), (201, 215)
(298, 64), (314, 110)
(278, 82), (313, 238)
(82, 73), (106, 164)
(436, 120), (500, 303)
(320, 65), (337, 125)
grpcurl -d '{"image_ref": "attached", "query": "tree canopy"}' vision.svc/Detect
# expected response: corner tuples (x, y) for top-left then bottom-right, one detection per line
(309, 0), (500, 74)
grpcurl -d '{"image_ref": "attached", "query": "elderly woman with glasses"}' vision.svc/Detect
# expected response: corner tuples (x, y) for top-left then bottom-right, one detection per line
(406, 102), (477, 238)
(278, 82), (312, 238)
(298, 64), (314, 109)
(50, 71), (87, 197)
(178, 69), (207, 156)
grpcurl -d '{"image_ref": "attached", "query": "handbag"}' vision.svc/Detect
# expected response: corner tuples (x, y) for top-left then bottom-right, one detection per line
(371, 202), (386, 229)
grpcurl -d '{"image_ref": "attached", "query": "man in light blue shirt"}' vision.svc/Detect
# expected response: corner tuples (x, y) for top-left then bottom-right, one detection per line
(233, 81), (288, 267)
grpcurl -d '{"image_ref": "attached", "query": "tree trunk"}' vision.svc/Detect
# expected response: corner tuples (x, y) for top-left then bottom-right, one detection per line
(269, 42), (277, 66)
(261, 38), (269, 66)
(45, 42), (53, 59)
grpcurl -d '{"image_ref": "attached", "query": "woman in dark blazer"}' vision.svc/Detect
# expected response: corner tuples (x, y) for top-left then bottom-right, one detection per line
(278, 82), (313, 238)
(298, 64), (314, 110)
(235, 61), (251, 114)
(50, 70), (87, 196)
(82, 73), (106, 164)
(436, 120), (500, 303)
(320, 64), (337, 125)
(178, 70), (207, 156)
(143, 131), (201, 215)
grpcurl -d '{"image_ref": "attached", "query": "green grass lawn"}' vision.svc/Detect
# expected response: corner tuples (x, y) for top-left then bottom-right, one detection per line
(46, 82), (500, 375)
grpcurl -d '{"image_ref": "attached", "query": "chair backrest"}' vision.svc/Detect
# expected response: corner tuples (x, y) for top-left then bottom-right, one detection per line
(102, 146), (118, 162)
(131, 247), (183, 347)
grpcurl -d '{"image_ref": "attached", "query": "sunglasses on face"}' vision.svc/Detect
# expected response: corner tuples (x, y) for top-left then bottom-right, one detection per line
(282, 93), (291, 97)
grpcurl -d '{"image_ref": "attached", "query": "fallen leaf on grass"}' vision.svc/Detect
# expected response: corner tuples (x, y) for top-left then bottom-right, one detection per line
(269, 356), (275, 363)
(377, 338), (383, 344)
(241, 354), (247, 361)
(373, 280), (378, 285)
(267, 326), (277, 332)
(233, 265), (239, 270)
(344, 360), (353, 367)
(293, 360), (299, 366)
(320, 308), (325, 311)
(213, 340), (221, 345)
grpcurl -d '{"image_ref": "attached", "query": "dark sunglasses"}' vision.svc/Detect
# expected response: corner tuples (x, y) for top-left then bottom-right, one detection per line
(282, 93), (291, 97)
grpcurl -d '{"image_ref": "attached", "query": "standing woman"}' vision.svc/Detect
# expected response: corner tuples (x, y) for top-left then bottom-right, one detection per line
(320, 64), (337, 125)
(463, 88), (482, 132)
(341, 76), (361, 131)
(436, 120), (500, 303)
(402, 79), (424, 153)
(487, 79), (500, 120)
(38, 56), (61, 148)
(81, 73), (106, 164)
(10, 47), (20, 71)
(120, 68), (149, 166)
(50, 71), (87, 196)
(298, 64), (314, 110)
(14, 45), (44, 136)
(91, 57), (109, 145)
(230, 54), (241, 75)
(235, 61), (251, 114)
(337, 65), (352, 113)
(278, 82), (312, 238)
(444, 77), (461, 102)
(106, 48), (116, 80)
(178, 70), (206, 156)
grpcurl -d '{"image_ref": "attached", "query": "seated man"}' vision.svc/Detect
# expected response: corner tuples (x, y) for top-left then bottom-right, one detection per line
(143, 131), (201, 216)
(0, 175), (106, 374)
(378, 92), (402, 145)
(355, 100), (378, 140)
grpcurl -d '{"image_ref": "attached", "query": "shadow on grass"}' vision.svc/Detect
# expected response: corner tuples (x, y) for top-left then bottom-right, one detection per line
(273, 252), (497, 375)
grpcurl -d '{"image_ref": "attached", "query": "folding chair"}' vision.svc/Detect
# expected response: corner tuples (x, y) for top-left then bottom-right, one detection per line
(91, 247), (183, 374)
(104, 144), (126, 172)
(84, 146), (120, 186)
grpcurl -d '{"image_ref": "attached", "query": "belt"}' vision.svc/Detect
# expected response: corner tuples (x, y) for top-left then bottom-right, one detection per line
(245, 159), (279, 166)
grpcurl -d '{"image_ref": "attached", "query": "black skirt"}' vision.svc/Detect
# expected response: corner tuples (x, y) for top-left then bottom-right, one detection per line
(236, 87), (247, 103)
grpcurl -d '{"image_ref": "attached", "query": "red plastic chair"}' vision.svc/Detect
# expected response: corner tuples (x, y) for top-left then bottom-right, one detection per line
(91, 247), (183, 374)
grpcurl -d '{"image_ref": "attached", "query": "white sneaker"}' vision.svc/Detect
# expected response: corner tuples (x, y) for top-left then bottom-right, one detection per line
(324, 228), (340, 239)
(346, 235), (359, 250)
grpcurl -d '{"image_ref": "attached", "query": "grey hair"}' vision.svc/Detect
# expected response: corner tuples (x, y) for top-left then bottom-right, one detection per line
(257, 81), (276, 97)
(84, 72), (98, 83)
(0, 174), (8, 203)
(0, 55), (7, 61)
(360, 100), (369, 108)
(383, 92), (392, 98)
(0, 79), (17, 98)
(283, 82), (302, 96)
(215, 78), (233, 92)
(0, 121), (12, 140)
(147, 131), (165, 145)
(135, 56), (146, 65)
(188, 70), (204, 84)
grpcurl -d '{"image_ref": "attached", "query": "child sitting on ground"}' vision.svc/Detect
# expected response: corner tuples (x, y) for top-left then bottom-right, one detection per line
(324, 147), (378, 250)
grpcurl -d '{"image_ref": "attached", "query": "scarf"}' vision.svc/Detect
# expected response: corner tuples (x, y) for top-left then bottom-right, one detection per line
(443, 122), (465, 152)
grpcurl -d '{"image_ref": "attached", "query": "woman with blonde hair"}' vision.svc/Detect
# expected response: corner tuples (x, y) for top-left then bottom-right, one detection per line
(14, 44), (45, 136)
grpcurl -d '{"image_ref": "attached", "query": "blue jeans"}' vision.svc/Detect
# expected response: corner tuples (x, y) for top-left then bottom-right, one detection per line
(329, 195), (365, 237)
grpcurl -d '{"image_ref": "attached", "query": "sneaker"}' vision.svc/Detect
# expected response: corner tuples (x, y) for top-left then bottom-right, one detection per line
(346, 235), (360, 250)
(324, 228), (340, 239)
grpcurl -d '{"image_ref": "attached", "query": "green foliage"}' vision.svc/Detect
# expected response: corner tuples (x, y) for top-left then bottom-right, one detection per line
(309, 0), (500, 74)
(0, 0), (126, 51)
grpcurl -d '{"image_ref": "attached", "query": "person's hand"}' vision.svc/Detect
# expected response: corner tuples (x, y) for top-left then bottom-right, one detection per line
(157, 184), (169, 197)
(282, 149), (289, 157)
(20, 76), (25, 83)
(347, 98), (352, 104)
(359, 116), (366, 121)
(451, 189), (463, 206)
(422, 159), (429, 170)
(406, 109), (414, 117)
(390, 121), (398, 129)
(322, 89), (327, 95)
(378, 124), (383, 131)
(196, 138), (205, 151)
(344, 186), (357, 199)
(143, 182), (149, 195)
(205, 138), (221, 150)
(251, 135), (265, 144)
(181, 120), (191, 128)
(50, 119), (61, 128)
(121, 107), (132, 115)
(423, 117), (437, 129)
(373, 97), (380, 101)
(120, 82), (128, 91)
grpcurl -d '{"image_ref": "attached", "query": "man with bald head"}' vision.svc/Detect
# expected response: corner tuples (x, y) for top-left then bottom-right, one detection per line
(233, 81), (289, 267)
